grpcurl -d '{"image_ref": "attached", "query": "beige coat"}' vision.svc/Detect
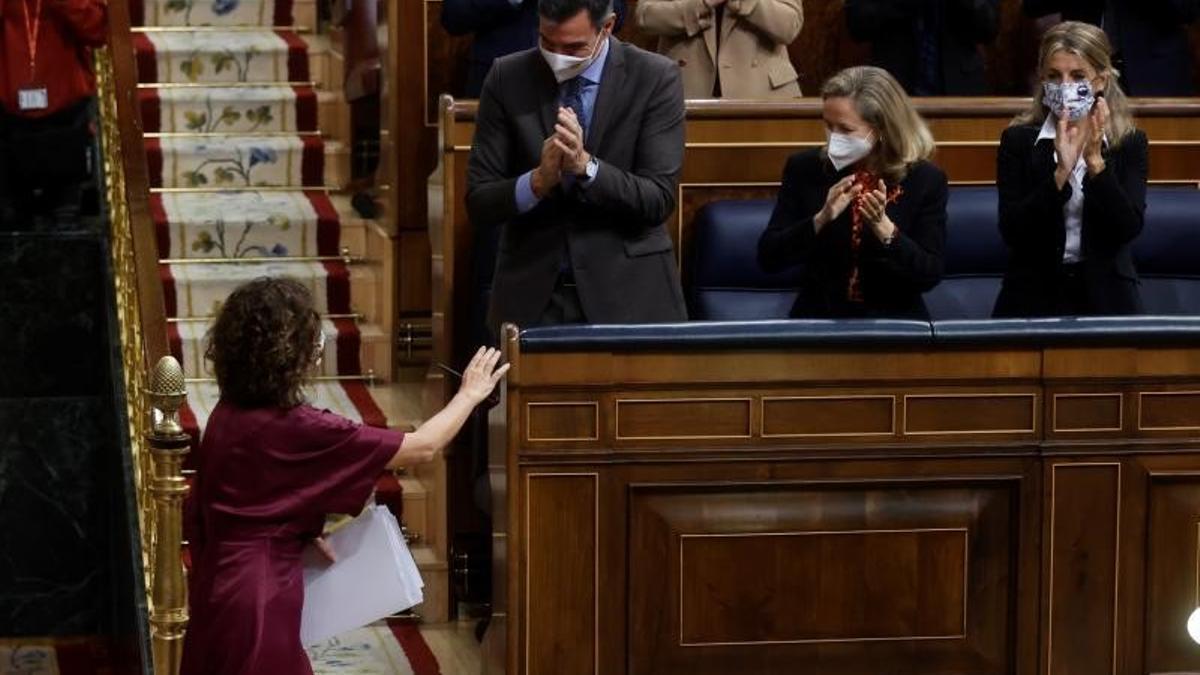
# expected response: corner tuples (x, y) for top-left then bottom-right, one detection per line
(636, 0), (803, 99)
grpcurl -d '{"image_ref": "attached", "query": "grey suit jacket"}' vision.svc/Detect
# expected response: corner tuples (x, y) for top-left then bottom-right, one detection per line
(466, 38), (688, 334)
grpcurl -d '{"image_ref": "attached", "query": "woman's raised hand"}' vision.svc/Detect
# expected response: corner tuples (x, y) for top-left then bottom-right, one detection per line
(1053, 113), (1089, 189)
(458, 347), (510, 406)
(814, 175), (863, 231)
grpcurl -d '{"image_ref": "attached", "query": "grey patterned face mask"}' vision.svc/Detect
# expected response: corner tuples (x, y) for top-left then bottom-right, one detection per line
(1043, 81), (1095, 122)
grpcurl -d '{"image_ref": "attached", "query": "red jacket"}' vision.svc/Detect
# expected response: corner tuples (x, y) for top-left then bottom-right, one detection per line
(0, 0), (107, 117)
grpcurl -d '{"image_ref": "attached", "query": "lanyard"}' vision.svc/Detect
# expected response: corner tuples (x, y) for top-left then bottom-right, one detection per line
(19, 0), (44, 80)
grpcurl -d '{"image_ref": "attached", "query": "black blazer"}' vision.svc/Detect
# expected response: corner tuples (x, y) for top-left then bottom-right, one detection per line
(1023, 0), (1199, 96)
(758, 150), (948, 319)
(466, 39), (688, 333)
(993, 123), (1148, 317)
(845, 0), (1001, 96)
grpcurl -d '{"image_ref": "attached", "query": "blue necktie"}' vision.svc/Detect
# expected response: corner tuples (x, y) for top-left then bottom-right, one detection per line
(560, 77), (588, 138)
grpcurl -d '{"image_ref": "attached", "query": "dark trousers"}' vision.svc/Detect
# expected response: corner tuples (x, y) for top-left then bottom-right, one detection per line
(537, 277), (587, 326)
(1051, 263), (1092, 316)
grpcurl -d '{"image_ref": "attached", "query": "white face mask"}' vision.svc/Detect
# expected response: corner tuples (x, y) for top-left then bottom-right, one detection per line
(826, 131), (875, 171)
(540, 29), (607, 83)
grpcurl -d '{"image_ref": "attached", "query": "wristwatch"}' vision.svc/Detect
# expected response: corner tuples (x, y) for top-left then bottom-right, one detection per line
(579, 155), (599, 182)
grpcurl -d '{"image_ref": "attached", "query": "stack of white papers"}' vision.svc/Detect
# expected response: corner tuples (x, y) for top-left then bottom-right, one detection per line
(300, 505), (424, 646)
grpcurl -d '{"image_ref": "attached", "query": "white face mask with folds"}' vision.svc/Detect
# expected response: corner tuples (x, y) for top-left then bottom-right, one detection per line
(826, 131), (875, 171)
(540, 29), (607, 83)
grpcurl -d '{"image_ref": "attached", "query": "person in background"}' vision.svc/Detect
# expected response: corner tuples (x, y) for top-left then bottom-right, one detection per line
(758, 66), (947, 319)
(993, 21), (1146, 317)
(442, 0), (625, 98)
(467, 0), (688, 335)
(0, 0), (107, 227)
(845, 0), (1001, 96)
(635, 0), (803, 98)
(180, 277), (508, 675)
(1023, 0), (1199, 96)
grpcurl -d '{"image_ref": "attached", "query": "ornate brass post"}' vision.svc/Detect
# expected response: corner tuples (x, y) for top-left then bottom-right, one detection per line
(146, 356), (190, 675)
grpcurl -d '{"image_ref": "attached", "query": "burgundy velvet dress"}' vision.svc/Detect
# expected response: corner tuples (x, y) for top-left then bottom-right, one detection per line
(180, 400), (403, 675)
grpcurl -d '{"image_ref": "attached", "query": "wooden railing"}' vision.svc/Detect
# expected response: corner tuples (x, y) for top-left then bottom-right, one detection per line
(97, 0), (185, 668)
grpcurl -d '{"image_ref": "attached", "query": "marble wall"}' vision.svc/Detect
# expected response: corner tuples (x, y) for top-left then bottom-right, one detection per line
(0, 217), (151, 672)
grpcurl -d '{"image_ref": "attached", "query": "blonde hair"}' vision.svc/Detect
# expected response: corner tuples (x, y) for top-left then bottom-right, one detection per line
(820, 66), (935, 181)
(1013, 21), (1136, 146)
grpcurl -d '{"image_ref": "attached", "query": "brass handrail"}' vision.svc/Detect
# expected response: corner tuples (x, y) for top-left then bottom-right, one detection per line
(95, 45), (156, 595)
(97, 43), (190, 674)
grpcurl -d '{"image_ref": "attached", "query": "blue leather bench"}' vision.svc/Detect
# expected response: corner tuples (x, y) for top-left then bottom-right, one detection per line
(688, 186), (1200, 321)
(1135, 188), (1200, 315)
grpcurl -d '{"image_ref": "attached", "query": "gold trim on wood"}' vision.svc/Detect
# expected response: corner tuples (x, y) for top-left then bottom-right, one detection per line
(902, 392), (1038, 436)
(1138, 390), (1200, 431)
(168, 312), (362, 323)
(524, 473), (599, 675)
(524, 401), (601, 443)
(131, 25), (312, 32)
(1046, 462), (1122, 675)
(615, 397), (753, 441)
(160, 254), (361, 265)
(676, 528), (970, 647)
(151, 185), (336, 193)
(1051, 392), (1125, 433)
(144, 131), (323, 138)
(138, 81), (317, 89)
(760, 394), (897, 438)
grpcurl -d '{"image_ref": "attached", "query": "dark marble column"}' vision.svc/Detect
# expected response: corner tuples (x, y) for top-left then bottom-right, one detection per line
(0, 227), (151, 673)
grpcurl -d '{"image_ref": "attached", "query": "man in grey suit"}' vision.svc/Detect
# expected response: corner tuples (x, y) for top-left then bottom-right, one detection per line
(466, 0), (688, 334)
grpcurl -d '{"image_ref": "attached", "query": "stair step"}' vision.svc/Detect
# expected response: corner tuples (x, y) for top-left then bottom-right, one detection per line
(160, 258), (377, 318)
(152, 190), (345, 258)
(134, 30), (313, 85)
(183, 380), (392, 432)
(139, 85), (319, 134)
(145, 135), (348, 189)
(135, 0), (316, 28)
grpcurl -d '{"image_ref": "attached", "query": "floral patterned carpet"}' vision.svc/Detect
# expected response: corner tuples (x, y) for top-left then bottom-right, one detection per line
(131, 0), (386, 435)
(308, 621), (441, 675)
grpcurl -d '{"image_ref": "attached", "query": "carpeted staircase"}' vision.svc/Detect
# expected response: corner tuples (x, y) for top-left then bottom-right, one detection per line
(130, 0), (441, 667)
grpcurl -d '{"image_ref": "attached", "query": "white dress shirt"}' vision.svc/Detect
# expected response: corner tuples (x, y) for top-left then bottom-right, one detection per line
(1035, 115), (1087, 263)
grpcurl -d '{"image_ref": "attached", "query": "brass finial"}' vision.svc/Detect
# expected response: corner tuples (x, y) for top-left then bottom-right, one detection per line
(147, 356), (187, 437)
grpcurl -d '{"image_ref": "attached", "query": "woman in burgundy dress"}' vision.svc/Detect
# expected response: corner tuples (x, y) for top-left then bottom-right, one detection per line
(180, 277), (507, 675)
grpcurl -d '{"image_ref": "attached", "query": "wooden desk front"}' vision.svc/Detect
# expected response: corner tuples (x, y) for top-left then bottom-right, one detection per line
(485, 329), (1200, 675)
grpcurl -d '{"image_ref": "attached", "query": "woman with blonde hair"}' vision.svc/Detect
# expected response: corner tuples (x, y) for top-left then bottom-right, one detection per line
(758, 65), (947, 318)
(993, 20), (1146, 317)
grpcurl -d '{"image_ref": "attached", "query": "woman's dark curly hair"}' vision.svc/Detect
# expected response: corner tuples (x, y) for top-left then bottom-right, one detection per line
(205, 277), (321, 408)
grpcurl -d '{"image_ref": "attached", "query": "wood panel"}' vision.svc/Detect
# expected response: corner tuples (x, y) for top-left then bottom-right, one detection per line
(524, 473), (597, 675)
(628, 481), (1018, 674)
(1051, 393), (1124, 434)
(397, 229), (432, 315)
(904, 393), (1038, 437)
(1140, 391), (1200, 432)
(615, 398), (752, 440)
(761, 395), (895, 438)
(679, 529), (967, 643)
(493, 338), (1200, 675)
(1144, 472), (1200, 673)
(526, 401), (599, 442)
(1046, 463), (1121, 675)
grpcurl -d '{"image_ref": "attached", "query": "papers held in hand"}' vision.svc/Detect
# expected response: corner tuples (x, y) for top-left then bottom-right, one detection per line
(300, 505), (424, 646)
